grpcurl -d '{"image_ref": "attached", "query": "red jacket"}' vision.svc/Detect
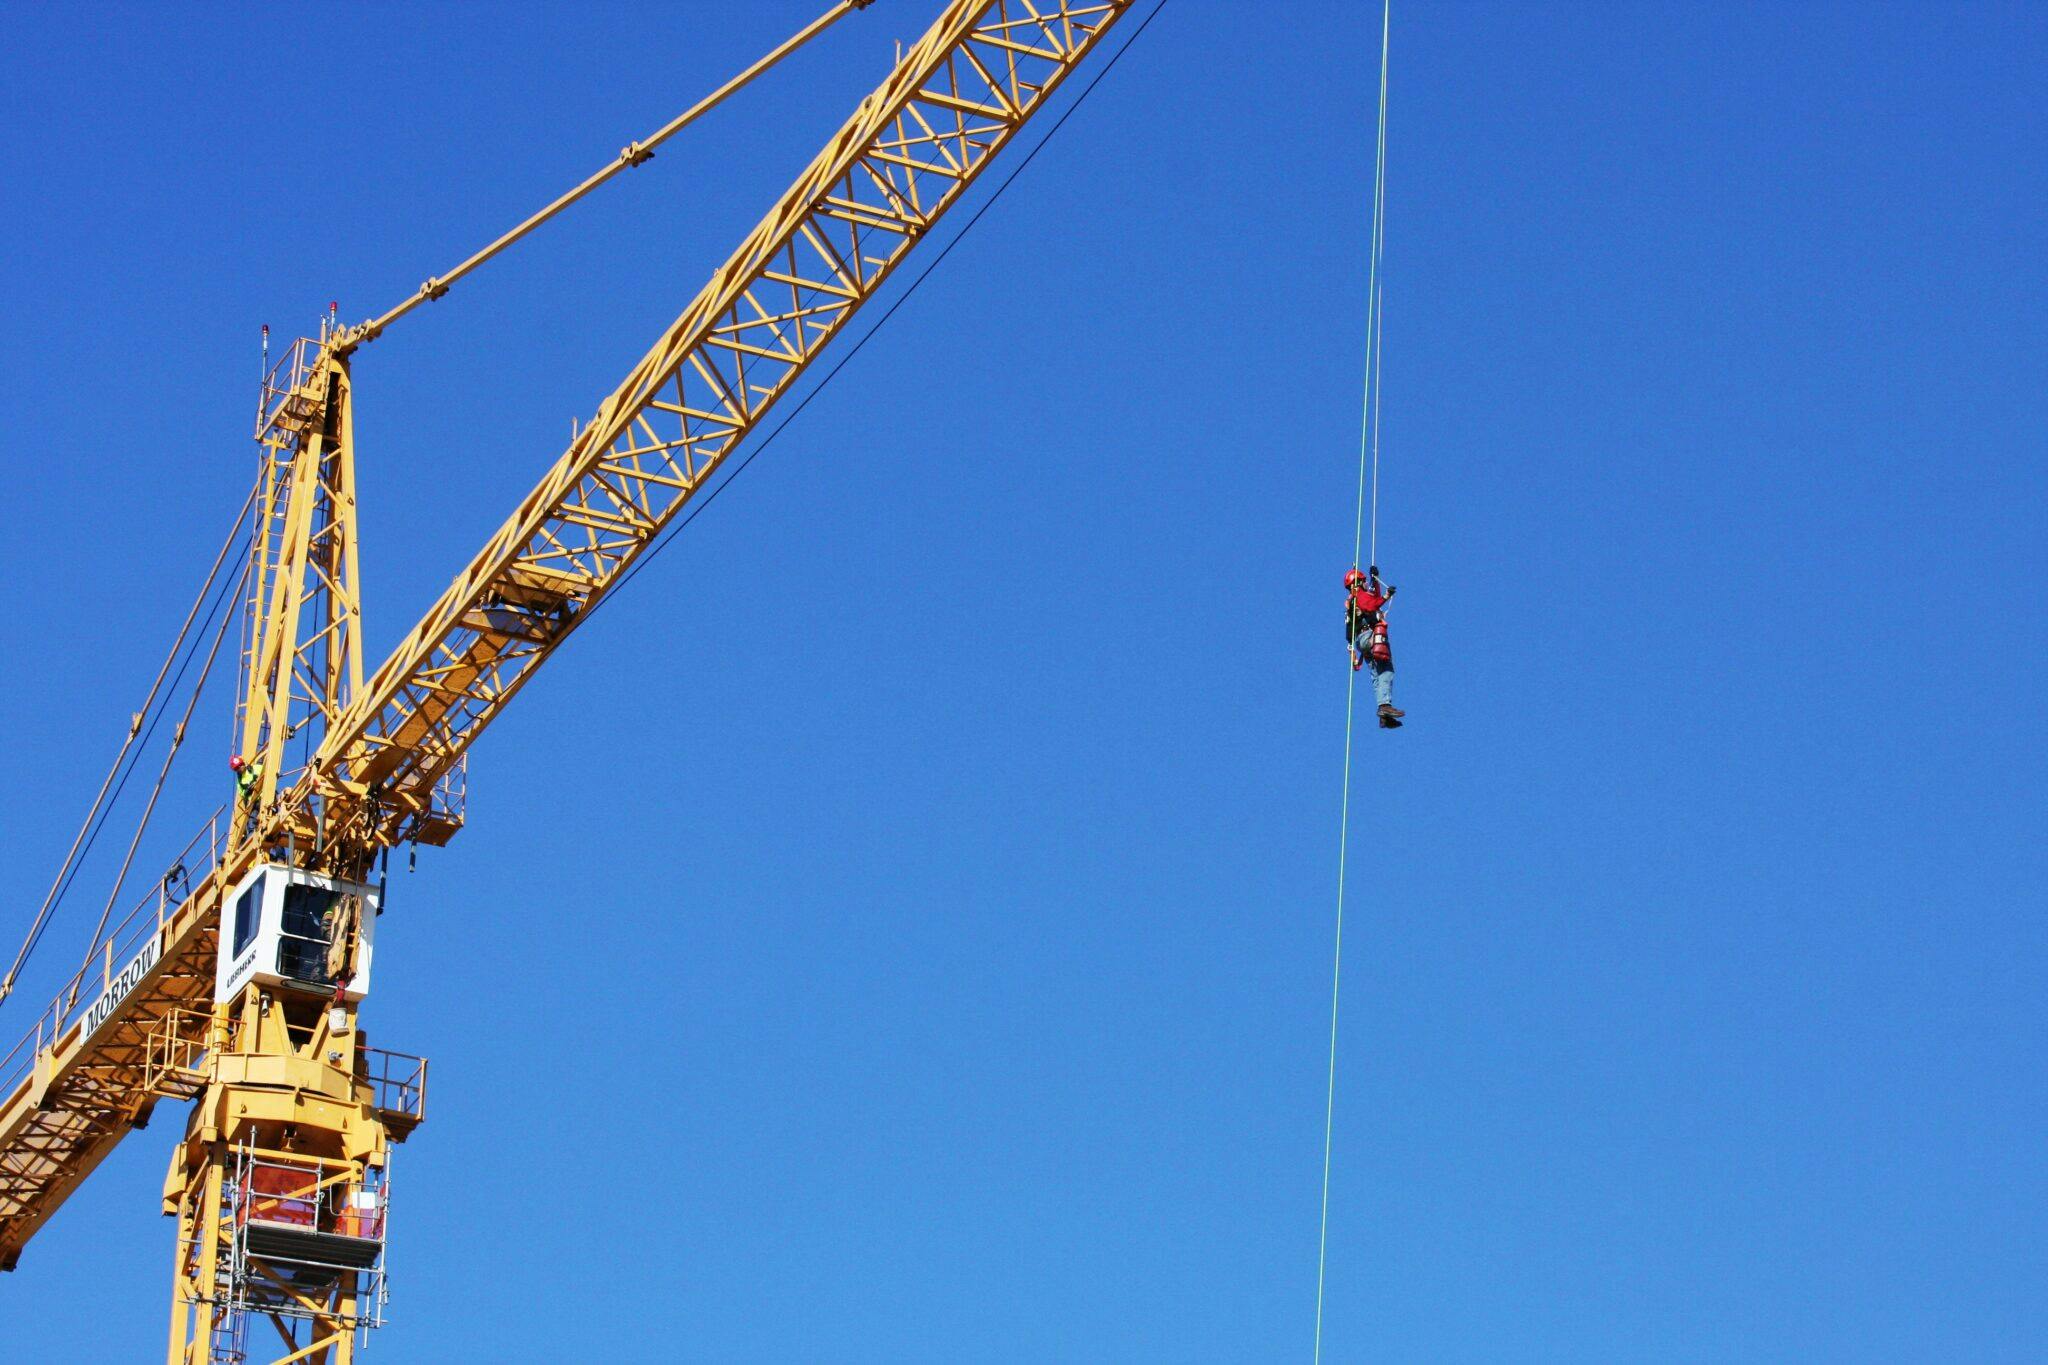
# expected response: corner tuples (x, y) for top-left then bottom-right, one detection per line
(1349, 586), (1388, 616)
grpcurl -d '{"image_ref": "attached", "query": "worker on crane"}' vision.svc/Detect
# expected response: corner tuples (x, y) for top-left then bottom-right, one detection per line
(1345, 566), (1403, 728)
(230, 753), (262, 805)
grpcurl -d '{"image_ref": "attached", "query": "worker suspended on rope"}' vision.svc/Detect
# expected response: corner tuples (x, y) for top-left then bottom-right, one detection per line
(1345, 566), (1404, 729)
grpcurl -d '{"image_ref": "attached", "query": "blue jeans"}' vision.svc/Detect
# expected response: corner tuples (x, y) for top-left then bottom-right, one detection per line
(1369, 660), (1394, 708)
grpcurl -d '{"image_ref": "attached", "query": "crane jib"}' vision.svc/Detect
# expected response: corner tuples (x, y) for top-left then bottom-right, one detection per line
(294, 0), (1137, 862)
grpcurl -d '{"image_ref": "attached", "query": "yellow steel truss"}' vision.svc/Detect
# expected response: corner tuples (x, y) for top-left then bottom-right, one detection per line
(300, 0), (1131, 864)
(0, 6), (1135, 1360)
(237, 339), (367, 825)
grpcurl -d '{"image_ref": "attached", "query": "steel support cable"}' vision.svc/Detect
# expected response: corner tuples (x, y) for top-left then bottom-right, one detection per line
(337, 0), (875, 352)
(0, 484), (256, 1006)
(1317, 4), (1391, 1362)
(581, 0), (1172, 626)
(77, 555), (251, 983)
(15, 547), (244, 1001)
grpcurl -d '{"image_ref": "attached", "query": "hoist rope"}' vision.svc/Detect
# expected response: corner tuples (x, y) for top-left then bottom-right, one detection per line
(1354, 0), (1392, 572)
(1316, 3), (1391, 1361)
(0, 485), (256, 1007)
(1365, 132), (1388, 569)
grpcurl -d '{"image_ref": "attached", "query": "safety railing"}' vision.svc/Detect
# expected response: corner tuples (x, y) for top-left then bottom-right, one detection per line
(0, 805), (231, 1101)
(253, 334), (328, 444)
(429, 753), (467, 836)
(141, 1007), (215, 1101)
(362, 1048), (427, 1127)
(225, 1144), (392, 1331)
(238, 1155), (385, 1241)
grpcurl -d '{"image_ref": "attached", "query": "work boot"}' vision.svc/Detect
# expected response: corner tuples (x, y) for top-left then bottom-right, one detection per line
(1386, 706), (1405, 718)
(1377, 705), (1402, 729)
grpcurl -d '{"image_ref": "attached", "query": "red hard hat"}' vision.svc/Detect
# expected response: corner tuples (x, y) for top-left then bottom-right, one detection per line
(229, 754), (246, 772)
(1345, 568), (1366, 588)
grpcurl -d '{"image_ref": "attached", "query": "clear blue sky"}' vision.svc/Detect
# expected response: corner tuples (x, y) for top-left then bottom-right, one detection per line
(2, 2), (2044, 1359)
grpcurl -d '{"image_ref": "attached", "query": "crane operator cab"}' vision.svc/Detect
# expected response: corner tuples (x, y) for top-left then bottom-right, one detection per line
(214, 864), (378, 1004)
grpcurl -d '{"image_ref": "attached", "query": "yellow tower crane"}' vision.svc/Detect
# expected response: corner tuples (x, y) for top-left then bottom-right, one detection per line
(0, 3), (1136, 1359)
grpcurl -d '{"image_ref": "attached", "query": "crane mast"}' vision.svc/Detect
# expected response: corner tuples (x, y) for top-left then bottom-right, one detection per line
(0, 4), (1135, 1361)
(157, 336), (399, 1365)
(236, 335), (373, 825)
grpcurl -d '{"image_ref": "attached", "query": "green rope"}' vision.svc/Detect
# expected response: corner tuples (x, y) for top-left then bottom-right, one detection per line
(1317, 3), (1391, 1360)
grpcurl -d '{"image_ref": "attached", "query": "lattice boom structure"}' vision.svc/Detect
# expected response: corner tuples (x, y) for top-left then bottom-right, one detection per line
(305, 0), (1132, 860)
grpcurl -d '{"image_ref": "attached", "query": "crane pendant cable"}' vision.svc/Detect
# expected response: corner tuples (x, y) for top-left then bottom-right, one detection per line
(1315, 2), (1391, 1360)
